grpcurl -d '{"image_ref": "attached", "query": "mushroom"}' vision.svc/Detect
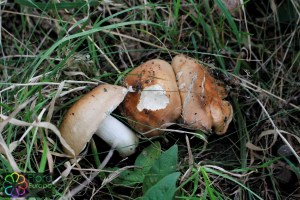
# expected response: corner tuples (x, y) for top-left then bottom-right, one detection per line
(59, 84), (139, 157)
(171, 54), (233, 134)
(215, 0), (240, 17)
(122, 59), (182, 137)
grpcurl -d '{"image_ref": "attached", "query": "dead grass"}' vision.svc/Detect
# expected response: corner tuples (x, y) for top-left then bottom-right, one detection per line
(0, 0), (299, 199)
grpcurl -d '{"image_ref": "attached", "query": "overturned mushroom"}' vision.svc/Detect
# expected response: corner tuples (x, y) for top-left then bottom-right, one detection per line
(171, 54), (233, 134)
(123, 59), (182, 137)
(59, 84), (139, 157)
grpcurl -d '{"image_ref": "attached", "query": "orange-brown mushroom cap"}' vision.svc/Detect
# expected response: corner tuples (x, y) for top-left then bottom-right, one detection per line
(171, 54), (233, 134)
(210, 99), (233, 134)
(122, 59), (182, 137)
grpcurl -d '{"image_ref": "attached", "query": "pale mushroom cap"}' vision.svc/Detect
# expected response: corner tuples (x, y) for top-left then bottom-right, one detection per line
(59, 84), (128, 156)
(123, 59), (182, 137)
(215, 0), (240, 17)
(172, 54), (213, 131)
(172, 54), (233, 134)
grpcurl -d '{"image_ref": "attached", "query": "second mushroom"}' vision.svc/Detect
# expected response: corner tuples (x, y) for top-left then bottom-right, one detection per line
(122, 59), (182, 137)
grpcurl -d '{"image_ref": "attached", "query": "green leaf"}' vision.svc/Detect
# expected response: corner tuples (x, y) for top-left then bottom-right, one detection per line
(112, 142), (161, 185)
(135, 142), (161, 170)
(142, 172), (180, 200)
(143, 144), (178, 193)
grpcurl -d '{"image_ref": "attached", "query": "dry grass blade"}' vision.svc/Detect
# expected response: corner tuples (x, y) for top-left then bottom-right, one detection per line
(180, 135), (194, 183)
(0, 97), (37, 172)
(1, 0), (299, 198)
(140, 127), (207, 142)
(101, 165), (137, 187)
(59, 86), (87, 97)
(256, 98), (300, 164)
(204, 64), (300, 112)
(10, 108), (47, 152)
(46, 81), (65, 122)
(66, 143), (116, 198)
(0, 114), (75, 157)
(247, 129), (300, 153)
(202, 165), (255, 178)
(0, 80), (99, 94)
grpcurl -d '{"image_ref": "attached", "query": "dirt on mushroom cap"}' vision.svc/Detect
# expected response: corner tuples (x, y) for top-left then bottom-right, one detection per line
(122, 59), (182, 137)
(59, 84), (128, 156)
(171, 54), (233, 134)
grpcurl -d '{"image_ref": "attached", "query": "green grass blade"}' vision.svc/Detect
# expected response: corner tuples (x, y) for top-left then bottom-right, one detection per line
(15, 0), (100, 10)
(200, 167), (217, 200)
(205, 167), (263, 200)
(38, 132), (48, 173)
(214, 0), (241, 43)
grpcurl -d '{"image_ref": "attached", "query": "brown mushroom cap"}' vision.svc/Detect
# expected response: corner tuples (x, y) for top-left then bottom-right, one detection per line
(123, 59), (182, 137)
(171, 54), (233, 134)
(59, 84), (128, 156)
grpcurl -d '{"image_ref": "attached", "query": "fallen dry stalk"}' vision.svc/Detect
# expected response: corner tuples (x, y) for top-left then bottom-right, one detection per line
(255, 98), (300, 164)
(66, 145), (116, 198)
(0, 97), (37, 172)
(0, 114), (75, 156)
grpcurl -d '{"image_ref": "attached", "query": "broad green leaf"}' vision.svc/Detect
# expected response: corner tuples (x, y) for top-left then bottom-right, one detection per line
(143, 145), (178, 193)
(135, 142), (161, 170)
(118, 170), (144, 185)
(111, 142), (161, 185)
(142, 172), (180, 200)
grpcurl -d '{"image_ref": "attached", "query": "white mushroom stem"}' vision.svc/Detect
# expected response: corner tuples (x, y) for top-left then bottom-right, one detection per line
(95, 115), (139, 157)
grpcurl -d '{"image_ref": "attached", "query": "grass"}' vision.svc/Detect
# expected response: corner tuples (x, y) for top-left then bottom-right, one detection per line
(0, 0), (300, 199)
